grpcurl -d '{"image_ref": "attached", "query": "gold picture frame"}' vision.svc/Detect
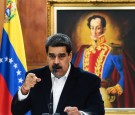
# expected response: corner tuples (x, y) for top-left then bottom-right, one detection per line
(47, 0), (135, 36)
(47, 0), (135, 114)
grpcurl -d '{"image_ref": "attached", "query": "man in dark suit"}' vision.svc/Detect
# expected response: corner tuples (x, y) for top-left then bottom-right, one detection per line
(11, 33), (105, 115)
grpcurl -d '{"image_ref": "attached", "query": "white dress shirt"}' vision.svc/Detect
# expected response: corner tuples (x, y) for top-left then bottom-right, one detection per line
(51, 63), (70, 113)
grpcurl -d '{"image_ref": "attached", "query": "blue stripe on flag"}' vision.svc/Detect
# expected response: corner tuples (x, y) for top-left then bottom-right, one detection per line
(0, 29), (26, 96)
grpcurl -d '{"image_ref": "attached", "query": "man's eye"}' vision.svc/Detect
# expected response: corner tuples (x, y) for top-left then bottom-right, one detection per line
(49, 55), (55, 58)
(96, 26), (102, 30)
(90, 27), (94, 30)
(97, 27), (101, 30)
(59, 54), (66, 59)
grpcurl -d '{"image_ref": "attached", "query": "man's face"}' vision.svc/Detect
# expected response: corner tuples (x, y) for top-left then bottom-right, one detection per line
(47, 46), (72, 78)
(90, 18), (105, 40)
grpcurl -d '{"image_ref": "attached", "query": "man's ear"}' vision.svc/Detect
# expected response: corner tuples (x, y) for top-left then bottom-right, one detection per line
(70, 51), (72, 57)
(69, 51), (73, 61)
(103, 27), (106, 33)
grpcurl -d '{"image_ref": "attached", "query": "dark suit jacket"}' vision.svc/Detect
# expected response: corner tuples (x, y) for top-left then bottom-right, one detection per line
(11, 64), (105, 115)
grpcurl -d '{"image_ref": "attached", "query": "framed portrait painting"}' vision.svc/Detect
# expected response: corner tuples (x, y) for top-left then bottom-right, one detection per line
(47, 0), (135, 114)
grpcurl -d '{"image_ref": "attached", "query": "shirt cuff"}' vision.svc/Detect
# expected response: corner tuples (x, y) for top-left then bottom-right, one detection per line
(18, 88), (29, 101)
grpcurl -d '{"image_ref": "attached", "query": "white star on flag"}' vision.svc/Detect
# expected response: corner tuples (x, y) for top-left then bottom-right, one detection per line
(0, 58), (3, 63)
(18, 78), (23, 83)
(16, 69), (21, 76)
(13, 63), (18, 69)
(9, 58), (13, 64)
(5, 57), (8, 61)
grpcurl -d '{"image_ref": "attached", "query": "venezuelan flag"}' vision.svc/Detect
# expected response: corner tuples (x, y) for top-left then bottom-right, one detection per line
(0, 0), (28, 114)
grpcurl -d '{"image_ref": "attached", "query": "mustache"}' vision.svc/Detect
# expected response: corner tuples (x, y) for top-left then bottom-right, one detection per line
(52, 64), (62, 73)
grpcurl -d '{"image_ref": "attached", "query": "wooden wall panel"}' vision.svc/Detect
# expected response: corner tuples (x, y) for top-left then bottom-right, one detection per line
(17, 0), (47, 70)
(0, 0), (6, 45)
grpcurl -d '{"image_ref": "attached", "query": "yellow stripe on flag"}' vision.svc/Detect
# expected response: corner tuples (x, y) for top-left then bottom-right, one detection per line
(4, 0), (27, 70)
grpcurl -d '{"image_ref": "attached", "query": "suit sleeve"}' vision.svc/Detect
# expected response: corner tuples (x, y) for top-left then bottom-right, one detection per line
(11, 91), (31, 115)
(83, 76), (105, 115)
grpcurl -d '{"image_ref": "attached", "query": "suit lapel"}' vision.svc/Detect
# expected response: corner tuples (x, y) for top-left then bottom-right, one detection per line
(56, 65), (77, 113)
(40, 67), (52, 110)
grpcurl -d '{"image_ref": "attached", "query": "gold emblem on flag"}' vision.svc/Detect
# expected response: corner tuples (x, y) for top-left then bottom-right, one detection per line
(5, 0), (16, 22)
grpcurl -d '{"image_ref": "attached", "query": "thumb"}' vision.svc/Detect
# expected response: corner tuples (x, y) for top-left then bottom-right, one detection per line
(36, 78), (41, 82)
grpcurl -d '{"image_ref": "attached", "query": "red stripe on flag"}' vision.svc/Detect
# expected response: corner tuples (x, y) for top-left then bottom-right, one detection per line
(0, 74), (12, 115)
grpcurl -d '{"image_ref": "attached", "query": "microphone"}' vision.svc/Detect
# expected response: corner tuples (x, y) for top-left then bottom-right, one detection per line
(52, 64), (62, 78)
(52, 64), (59, 77)
(52, 64), (57, 77)
(48, 64), (57, 115)
(48, 87), (53, 114)
(48, 101), (53, 115)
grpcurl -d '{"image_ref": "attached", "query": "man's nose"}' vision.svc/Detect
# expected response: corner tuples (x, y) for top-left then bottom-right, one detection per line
(93, 28), (97, 33)
(54, 57), (60, 64)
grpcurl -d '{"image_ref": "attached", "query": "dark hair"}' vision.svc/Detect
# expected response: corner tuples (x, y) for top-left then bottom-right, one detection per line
(45, 33), (72, 54)
(87, 15), (106, 29)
